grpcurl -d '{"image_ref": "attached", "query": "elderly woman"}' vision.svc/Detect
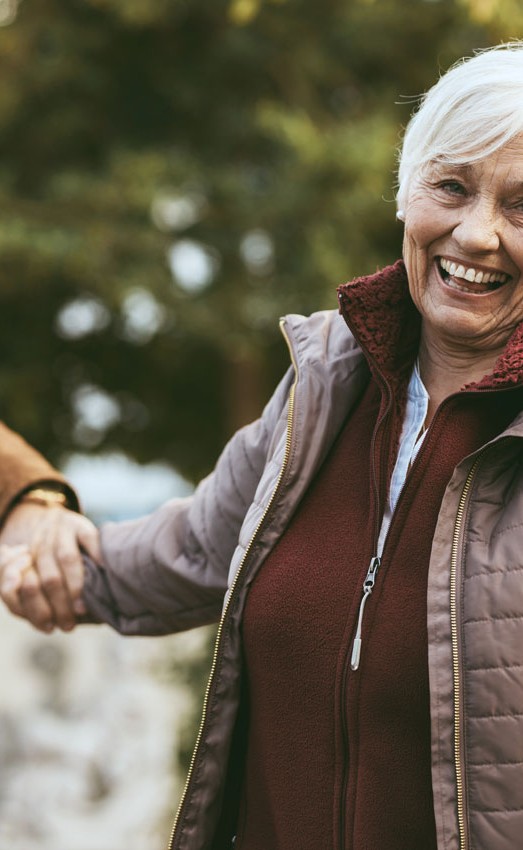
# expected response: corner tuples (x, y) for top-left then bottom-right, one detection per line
(3, 41), (523, 850)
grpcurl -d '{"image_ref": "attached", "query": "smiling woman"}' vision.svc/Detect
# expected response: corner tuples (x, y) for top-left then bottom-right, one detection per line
(397, 47), (523, 422)
(4, 41), (523, 850)
(403, 141), (523, 395)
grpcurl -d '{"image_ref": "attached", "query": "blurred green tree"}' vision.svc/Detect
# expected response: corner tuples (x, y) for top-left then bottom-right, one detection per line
(0, 0), (509, 480)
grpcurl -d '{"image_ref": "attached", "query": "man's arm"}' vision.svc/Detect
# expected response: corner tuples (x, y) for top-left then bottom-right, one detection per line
(0, 421), (100, 631)
(0, 420), (77, 518)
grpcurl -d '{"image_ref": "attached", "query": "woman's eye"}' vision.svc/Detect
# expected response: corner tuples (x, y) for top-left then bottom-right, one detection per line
(439, 180), (466, 195)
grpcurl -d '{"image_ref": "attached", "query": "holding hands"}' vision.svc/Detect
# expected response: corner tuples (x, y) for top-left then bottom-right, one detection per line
(0, 498), (100, 633)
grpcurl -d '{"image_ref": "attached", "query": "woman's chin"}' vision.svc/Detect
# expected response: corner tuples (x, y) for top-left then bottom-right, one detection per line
(420, 301), (516, 356)
(419, 285), (500, 347)
(416, 269), (512, 347)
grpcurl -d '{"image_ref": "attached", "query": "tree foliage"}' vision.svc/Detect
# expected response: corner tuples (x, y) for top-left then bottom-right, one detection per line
(0, 0), (512, 479)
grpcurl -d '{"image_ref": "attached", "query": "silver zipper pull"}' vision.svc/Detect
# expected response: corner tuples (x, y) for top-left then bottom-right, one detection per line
(350, 556), (381, 671)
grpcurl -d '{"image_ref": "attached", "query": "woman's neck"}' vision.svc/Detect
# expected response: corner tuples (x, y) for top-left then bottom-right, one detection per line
(418, 333), (502, 425)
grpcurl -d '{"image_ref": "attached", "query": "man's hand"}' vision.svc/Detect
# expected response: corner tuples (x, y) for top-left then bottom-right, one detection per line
(0, 503), (101, 632)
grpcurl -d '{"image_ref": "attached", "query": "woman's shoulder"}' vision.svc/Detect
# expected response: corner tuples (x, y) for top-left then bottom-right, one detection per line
(281, 309), (362, 370)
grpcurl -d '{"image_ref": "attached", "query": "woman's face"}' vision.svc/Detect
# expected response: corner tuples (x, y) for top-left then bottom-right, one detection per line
(403, 136), (523, 357)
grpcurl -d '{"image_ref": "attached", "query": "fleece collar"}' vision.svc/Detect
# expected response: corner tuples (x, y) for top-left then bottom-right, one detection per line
(336, 260), (523, 392)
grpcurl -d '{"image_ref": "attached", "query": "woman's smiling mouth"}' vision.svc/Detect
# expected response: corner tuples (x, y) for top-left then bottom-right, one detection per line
(437, 256), (511, 294)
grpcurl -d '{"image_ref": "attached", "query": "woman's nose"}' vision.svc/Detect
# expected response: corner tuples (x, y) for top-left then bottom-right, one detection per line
(453, 199), (501, 253)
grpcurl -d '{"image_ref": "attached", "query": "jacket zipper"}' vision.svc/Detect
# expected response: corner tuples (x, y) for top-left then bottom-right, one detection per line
(449, 450), (484, 850)
(336, 295), (393, 676)
(349, 386), (391, 672)
(338, 391), (391, 848)
(350, 555), (381, 670)
(349, 389), (466, 672)
(167, 318), (298, 850)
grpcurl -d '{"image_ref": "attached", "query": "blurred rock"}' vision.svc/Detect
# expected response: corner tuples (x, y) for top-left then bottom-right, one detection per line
(0, 606), (201, 850)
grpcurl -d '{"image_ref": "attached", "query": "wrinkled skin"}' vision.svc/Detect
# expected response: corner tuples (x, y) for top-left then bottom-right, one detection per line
(404, 138), (523, 362)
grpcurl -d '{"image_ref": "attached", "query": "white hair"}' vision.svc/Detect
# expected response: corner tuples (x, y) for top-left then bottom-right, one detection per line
(397, 42), (523, 208)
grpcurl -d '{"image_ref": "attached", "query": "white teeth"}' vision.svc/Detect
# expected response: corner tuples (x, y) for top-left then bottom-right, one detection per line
(438, 257), (508, 286)
(446, 278), (475, 294)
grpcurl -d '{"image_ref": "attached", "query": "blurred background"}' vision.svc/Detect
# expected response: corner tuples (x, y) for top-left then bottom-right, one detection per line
(0, 0), (520, 847)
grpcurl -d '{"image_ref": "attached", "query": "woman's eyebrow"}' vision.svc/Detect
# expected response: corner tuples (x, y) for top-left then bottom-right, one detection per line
(429, 162), (472, 177)
(503, 177), (523, 193)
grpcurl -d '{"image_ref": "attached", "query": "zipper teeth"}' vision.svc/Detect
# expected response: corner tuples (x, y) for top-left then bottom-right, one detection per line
(450, 452), (483, 850)
(167, 318), (298, 850)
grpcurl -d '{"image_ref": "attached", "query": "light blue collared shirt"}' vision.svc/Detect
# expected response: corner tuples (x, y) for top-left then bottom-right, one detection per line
(377, 361), (429, 556)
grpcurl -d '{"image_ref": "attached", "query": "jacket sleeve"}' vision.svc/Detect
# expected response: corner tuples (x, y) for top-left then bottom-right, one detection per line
(0, 422), (79, 522)
(82, 367), (295, 636)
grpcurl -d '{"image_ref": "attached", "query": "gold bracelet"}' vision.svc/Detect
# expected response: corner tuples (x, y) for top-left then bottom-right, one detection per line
(20, 488), (68, 508)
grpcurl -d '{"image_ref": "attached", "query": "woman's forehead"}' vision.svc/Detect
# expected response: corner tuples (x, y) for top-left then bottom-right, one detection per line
(423, 140), (523, 183)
